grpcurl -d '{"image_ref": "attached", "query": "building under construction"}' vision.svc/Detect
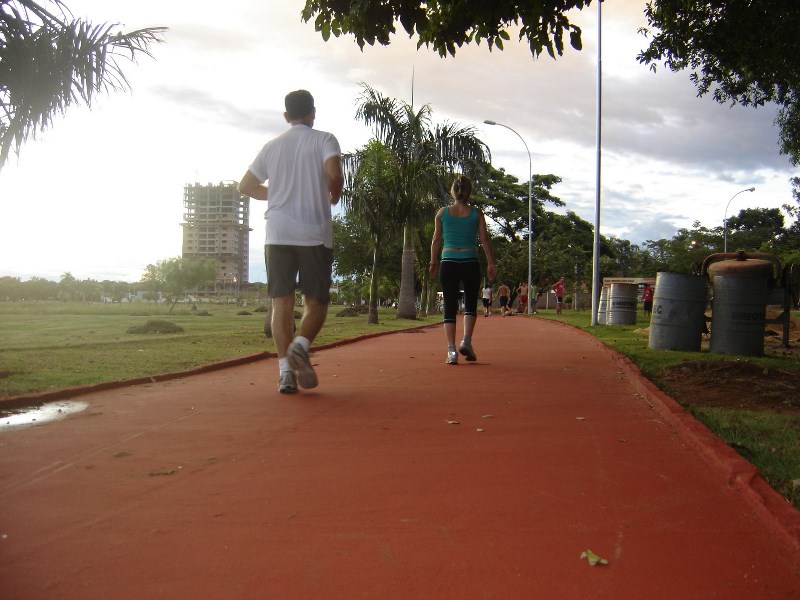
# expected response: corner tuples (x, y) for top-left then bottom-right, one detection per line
(181, 182), (251, 297)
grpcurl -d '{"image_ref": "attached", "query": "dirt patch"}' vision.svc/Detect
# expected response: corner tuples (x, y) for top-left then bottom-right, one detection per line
(658, 360), (800, 414)
(654, 310), (800, 414)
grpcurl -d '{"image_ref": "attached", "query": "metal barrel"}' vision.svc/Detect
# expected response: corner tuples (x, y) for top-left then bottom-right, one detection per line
(596, 285), (609, 324)
(607, 283), (638, 325)
(648, 272), (708, 351)
(709, 275), (767, 356)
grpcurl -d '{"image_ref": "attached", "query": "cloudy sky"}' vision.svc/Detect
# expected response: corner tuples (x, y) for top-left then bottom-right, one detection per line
(0, 0), (796, 283)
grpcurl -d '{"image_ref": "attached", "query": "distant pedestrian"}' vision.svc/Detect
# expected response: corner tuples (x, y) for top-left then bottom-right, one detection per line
(552, 276), (566, 315)
(238, 89), (344, 394)
(642, 283), (654, 317)
(496, 282), (513, 316)
(482, 282), (493, 317)
(429, 174), (497, 364)
(516, 282), (529, 314)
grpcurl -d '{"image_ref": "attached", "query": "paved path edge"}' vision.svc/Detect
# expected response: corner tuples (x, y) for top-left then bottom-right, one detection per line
(546, 318), (800, 557)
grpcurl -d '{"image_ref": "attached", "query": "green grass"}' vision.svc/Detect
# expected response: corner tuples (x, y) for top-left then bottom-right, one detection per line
(538, 308), (800, 510)
(0, 302), (438, 397)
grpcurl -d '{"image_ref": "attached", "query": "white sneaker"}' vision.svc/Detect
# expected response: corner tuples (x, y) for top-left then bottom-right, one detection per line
(287, 342), (318, 389)
(279, 370), (298, 394)
(446, 350), (458, 365)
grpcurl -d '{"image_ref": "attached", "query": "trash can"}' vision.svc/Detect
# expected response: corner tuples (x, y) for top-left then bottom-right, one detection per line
(648, 272), (707, 351)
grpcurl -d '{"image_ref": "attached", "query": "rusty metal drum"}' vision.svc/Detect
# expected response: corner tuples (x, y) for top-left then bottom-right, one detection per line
(648, 272), (708, 352)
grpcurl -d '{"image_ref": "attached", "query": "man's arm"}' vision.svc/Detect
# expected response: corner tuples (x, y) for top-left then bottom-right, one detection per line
(238, 170), (268, 201)
(324, 155), (344, 205)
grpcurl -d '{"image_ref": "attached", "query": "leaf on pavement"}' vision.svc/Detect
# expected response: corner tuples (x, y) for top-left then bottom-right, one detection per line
(580, 549), (608, 566)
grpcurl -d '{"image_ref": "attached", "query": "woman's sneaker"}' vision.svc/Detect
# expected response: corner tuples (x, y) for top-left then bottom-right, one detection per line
(446, 350), (458, 365)
(287, 341), (318, 389)
(459, 342), (477, 361)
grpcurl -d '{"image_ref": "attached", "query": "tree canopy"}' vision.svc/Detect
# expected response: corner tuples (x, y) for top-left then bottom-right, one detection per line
(301, 0), (590, 59)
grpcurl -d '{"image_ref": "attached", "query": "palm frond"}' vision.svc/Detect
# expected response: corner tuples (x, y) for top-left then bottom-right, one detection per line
(0, 0), (166, 168)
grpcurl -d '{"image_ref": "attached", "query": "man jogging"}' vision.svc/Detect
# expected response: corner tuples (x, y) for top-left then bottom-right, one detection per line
(238, 90), (344, 394)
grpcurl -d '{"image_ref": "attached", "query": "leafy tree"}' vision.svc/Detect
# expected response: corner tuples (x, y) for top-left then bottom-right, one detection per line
(140, 263), (161, 301)
(353, 83), (489, 319)
(776, 177), (800, 267)
(638, 1), (800, 165)
(301, 0), (591, 58)
(145, 257), (218, 313)
(0, 0), (166, 168)
(21, 276), (57, 300)
(473, 166), (564, 242)
(645, 221), (718, 274)
(340, 140), (404, 323)
(0, 275), (21, 300)
(726, 207), (784, 253)
(58, 271), (76, 301)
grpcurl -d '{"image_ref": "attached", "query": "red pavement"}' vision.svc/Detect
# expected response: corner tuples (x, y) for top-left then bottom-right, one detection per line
(1, 315), (799, 599)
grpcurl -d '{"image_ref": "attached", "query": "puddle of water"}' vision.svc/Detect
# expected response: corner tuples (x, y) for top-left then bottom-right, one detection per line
(0, 401), (89, 428)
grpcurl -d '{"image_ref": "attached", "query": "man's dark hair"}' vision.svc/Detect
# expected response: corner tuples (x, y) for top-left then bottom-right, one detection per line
(285, 90), (315, 119)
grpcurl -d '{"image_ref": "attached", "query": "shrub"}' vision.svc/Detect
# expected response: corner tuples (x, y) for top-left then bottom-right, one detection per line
(126, 320), (184, 334)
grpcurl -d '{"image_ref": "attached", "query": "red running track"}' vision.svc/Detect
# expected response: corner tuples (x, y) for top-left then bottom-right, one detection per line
(1, 315), (798, 599)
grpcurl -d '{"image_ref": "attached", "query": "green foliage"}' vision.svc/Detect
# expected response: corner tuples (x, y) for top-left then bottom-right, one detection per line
(142, 257), (219, 311)
(300, 0), (591, 59)
(0, 0), (166, 168)
(126, 319), (184, 334)
(687, 406), (800, 509)
(352, 83), (491, 319)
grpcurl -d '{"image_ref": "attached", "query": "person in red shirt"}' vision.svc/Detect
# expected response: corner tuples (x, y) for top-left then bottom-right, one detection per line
(551, 276), (566, 315)
(642, 283), (655, 317)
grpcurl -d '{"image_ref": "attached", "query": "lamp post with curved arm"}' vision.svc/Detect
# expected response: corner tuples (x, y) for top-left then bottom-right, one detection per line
(723, 187), (756, 253)
(483, 120), (533, 315)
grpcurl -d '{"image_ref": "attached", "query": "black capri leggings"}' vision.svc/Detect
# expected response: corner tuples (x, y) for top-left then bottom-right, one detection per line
(439, 259), (480, 324)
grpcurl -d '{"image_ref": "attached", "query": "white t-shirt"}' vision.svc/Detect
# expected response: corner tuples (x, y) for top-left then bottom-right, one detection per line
(248, 124), (341, 248)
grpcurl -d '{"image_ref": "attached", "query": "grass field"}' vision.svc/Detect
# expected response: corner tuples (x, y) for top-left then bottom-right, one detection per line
(0, 302), (438, 398)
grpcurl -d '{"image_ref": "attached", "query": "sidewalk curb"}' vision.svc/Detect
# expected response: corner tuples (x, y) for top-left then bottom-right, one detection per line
(547, 317), (800, 557)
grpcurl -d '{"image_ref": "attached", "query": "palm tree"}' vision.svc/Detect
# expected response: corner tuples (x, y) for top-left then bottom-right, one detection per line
(354, 83), (490, 319)
(1, 0), (166, 169)
(341, 139), (403, 324)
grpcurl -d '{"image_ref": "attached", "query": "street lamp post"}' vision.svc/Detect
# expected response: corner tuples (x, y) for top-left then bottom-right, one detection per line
(484, 120), (533, 315)
(723, 187), (755, 253)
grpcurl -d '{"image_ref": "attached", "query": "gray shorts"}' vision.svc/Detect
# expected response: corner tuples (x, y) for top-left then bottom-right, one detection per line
(265, 244), (333, 302)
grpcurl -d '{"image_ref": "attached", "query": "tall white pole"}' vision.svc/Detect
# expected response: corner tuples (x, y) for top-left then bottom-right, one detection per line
(483, 120), (533, 314)
(590, 0), (602, 326)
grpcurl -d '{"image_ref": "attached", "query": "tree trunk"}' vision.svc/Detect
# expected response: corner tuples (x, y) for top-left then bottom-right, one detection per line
(426, 278), (439, 315)
(396, 224), (417, 319)
(418, 274), (429, 317)
(368, 240), (380, 324)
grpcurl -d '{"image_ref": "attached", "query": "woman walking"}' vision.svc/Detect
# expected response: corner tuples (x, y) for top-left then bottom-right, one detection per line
(429, 175), (497, 364)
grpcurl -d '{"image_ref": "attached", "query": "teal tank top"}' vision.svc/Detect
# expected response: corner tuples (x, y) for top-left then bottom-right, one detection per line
(441, 206), (478, 260)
